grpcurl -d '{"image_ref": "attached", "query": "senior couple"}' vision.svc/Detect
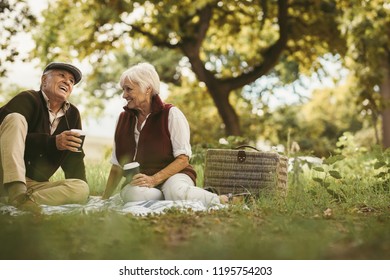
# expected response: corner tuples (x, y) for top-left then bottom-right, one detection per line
(0, 62), (228, 213)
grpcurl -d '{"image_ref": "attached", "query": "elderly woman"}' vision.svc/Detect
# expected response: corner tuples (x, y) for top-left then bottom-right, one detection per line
(102, 62), (225, 207)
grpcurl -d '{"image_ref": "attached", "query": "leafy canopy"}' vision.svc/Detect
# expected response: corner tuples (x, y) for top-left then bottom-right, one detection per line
(0, 0), (36, 77)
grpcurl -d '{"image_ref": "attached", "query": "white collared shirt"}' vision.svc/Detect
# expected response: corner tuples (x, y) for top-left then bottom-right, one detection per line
(41, 91), (70, 135)
(110, 107), (192, 166)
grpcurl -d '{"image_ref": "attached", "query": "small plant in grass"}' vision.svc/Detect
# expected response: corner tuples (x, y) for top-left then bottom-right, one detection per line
(372, 147), (390, 191)
(311, 154), (346, 202)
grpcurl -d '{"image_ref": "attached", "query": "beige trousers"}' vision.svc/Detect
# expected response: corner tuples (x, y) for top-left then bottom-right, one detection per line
(0, 113), (89, 205)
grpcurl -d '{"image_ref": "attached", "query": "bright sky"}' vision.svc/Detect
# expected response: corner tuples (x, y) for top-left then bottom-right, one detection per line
(5, 0), (46, 88)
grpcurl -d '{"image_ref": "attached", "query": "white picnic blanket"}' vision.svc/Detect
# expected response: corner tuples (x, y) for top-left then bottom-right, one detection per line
(0, 194), (225, 216)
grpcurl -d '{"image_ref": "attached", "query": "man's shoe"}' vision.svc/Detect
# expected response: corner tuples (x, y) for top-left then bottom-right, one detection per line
(18, 199), (42, 214)
(10, 193), (41, 214)
(6, 181), (27, 200)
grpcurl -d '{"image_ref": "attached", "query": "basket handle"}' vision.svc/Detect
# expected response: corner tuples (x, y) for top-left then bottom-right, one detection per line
(234, 145), (260, 151)
(234, 145), (260, 163)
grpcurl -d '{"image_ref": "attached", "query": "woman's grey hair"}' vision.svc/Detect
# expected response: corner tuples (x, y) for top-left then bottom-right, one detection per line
(119, 62), (160, 95)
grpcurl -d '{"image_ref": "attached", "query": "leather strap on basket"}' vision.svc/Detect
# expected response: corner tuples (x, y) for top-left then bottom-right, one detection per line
(234, 145), (260, 163)
(234, 145), (260, 152)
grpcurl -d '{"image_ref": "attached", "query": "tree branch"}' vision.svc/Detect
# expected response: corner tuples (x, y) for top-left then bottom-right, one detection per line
(222, 0), (289, 91)
(181, 4), (221, 88)
(259, 0), (268, 29)
(129, 24), (181, 49)
(181, 4), (213, 56)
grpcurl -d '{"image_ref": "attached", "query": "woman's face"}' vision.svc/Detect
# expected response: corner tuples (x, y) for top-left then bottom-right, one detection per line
(121, 78), (149, 110)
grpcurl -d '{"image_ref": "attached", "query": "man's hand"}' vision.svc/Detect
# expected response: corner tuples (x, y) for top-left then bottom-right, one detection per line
(56, 130), (82, 152)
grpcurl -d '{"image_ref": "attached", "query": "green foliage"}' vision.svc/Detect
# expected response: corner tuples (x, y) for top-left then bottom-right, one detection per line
(277, 0), (346, 79)
(0, 0), (36, 77)
(337, 0), (390, 139)
(259, 75), (371, 157)
(372, 147), (390, 190)
(166, 78), (261, 146)
(300, 133), (390, 208)
(166, 80), (225, 145)
(32, 0), (347, 137)
(339, 0), (390, 88)
(9, 0), (387, 153)
(311, 154), (346, 202)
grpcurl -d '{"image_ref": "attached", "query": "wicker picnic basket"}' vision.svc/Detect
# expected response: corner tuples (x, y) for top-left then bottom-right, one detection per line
(203, 146), (288, 196)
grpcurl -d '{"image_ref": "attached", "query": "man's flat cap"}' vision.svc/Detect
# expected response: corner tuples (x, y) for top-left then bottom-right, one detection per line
(43, 62), (82, 84)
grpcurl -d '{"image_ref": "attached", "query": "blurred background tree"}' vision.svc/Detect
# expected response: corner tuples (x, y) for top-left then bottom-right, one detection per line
(2, 0), (390, 156)
(0, 0), (36, 105)
(0, 0), (35, 77)
(336, 0), (390, 148)
(31, 0), (344, 136)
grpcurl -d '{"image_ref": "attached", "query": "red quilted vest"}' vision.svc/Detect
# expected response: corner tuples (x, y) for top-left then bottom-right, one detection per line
(114, 95), (196, 184)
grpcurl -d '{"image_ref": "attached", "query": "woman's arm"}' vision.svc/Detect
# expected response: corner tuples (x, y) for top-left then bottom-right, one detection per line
(152, 154), (189, 185)
(102, 164), (123, 199)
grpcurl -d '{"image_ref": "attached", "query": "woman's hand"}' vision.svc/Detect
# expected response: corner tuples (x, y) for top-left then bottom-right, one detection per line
(132, 173), (156, 188)
(130, 155), (190, 188)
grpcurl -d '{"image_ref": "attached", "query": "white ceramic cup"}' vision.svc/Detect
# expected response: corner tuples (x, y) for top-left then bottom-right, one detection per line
(70, 129), (86, 152)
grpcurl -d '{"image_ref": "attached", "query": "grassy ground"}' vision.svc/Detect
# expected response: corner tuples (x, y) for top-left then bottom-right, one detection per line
(0, 205), (389, 260)
(0, 186), (389, 260)
(1, 147), (389, 260)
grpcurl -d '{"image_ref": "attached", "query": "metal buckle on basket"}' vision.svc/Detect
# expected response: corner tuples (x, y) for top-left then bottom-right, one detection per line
(237, 150), (246, 163)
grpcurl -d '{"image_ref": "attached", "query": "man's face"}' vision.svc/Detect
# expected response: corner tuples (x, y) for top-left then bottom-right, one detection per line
(41, 69), (75, 103)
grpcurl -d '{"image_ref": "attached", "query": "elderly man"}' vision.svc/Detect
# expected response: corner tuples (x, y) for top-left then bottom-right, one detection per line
(0, 62), (89, 212)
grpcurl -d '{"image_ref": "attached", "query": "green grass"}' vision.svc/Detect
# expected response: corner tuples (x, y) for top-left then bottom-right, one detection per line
(0, 204), (388, 260)
(1, 146), (389, 260)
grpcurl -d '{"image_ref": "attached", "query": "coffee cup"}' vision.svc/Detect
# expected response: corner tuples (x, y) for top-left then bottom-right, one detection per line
(123, 162), (140, 185)
(70, 129), (86, 152)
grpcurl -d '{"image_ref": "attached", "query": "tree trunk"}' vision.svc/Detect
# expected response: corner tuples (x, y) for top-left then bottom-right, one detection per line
(178, 0), (288, 137)
(208, 87), (242, 136)
(184, 49), (242, 136)
(381, 59), (390, 148)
